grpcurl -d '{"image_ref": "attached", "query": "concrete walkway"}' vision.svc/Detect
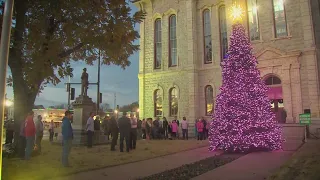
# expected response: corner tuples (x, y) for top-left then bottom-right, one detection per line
(55, 141), (303, 180)
(192, 140), (303, 180)
(192, 151), (293, 180)
(57, 147), (223, 180)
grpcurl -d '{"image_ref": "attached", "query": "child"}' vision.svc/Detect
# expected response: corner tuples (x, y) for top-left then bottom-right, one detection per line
(171, 120), (178, 140)
(196, 119), (204, 140)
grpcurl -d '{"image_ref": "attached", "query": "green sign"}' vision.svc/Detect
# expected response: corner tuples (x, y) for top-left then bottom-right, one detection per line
(299, 114), (311, 125)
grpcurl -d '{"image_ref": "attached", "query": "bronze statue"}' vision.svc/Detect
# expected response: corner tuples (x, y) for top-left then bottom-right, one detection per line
(81, 68), (89, 96)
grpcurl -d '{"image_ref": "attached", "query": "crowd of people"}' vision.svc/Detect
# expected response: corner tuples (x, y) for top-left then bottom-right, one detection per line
(10, 110), (211, 167)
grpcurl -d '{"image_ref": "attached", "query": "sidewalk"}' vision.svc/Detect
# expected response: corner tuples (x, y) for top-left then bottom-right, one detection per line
(191, 141), (303, 180)
(57, 146), (222, 180)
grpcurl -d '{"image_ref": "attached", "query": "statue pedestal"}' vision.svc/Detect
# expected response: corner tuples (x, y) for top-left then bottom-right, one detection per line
(57, 95), (108, 145)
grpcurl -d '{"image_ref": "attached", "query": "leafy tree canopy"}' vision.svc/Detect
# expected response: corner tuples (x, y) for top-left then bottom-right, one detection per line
(0, 0), (144, 121)
(120, 101), (138, 112)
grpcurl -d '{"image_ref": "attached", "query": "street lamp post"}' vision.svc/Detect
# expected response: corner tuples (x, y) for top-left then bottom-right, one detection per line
(96, 50), (101, 115)
(0, 0), (14, 178)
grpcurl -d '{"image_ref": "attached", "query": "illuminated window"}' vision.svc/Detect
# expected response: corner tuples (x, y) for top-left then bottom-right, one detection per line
(169, 88), (178, 116)
(205, 85), (214, 116)
(154, 19), (162, 69)
(154, 89), (163, 117)
(272, 0), (288, 38)
(247, 0), (260, 41)
(265, 76), (281, 85)
(203, 9), (212, 64)
(219, 6), (228, 61)
(169, 15), (177, 67)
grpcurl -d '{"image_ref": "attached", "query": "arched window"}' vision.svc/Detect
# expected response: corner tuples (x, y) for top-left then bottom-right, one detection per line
(154, 19), (162, 69)
(219, 6), (228, 61)
(247, 0), (260, 41)
(169, 87), (178, 116)
(203, 9), (212, 64)
(272, 0), (288, 38)
(205, 85), (214, 116)
(154, 89), (163, 117)
(265, 76), (281, 85)
(169, 15), (177, 67)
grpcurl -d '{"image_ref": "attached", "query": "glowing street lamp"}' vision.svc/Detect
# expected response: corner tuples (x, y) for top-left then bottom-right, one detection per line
(5, 100), (13, 107)
(114, 110), (118, 114)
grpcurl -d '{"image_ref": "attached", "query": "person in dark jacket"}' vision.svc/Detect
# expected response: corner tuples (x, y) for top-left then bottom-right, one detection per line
(162, 117), (169, 139)
(61, 111), (73, 167)
(109, 116), (119, 151)
(117, 112), (131, 152)
(201, 117), (207, 140)
(102, 116), (110, 140)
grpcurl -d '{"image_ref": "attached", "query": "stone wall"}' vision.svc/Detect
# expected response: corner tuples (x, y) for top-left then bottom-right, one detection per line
(135, 0), (320, 127)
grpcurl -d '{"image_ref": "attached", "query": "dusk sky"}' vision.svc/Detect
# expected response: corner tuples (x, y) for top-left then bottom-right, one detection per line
(5, 3), (140, 108)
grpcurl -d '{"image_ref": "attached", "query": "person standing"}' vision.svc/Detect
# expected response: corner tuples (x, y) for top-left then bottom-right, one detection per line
(94, 116), (101, 144)
(201, 117), (207, 140)
(171, 120), (178, 140)
(137, 119), (142, 140)
(109, 116), (119, 151)
(19, 119), (26, 159)
(118, 112), (131, 152)
(25, 111), (36, 160)
(129, 113), (138, 150)
(174, 116), (180, 139)
(162, 117), (168, 139)
(35, 115), (44, 153)
(49, 120), (55, 143)
(146, 118), (152, 140)
(197, 119), (204, 141)
(86, 112), (95, 148)
(102, 116), (110, 140)
(61, 111), (73, 167)
(181, 117), (189, 140)
(194, 119), (198, 139)
(141, 119), (146, 140)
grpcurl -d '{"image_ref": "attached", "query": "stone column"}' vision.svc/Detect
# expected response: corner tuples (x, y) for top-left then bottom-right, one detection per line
(282, 64), (294, 123)
(186, 0), (198, 137)
(291, 63), (303, 122)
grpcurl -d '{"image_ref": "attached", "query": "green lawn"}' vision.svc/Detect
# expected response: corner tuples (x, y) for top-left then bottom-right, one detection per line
(268, 140), (320, 180)
(2, 139), (208, 180)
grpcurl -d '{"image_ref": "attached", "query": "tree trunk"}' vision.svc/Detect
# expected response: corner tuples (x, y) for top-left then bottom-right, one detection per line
(10, 64), (36, 148)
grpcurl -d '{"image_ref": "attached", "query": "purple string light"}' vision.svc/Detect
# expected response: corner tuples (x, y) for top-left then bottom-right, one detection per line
(209, 23), (283, 153)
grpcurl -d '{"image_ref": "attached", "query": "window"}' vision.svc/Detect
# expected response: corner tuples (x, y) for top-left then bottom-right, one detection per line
(154, 19), (162, 69)
(154, 89), (163, 117)
(169, 15), (177, 67)
(205, 85), (214, 116)
(219, 6), (228, 61)
(272, 0), (288, 38)
(203, 9), (212, 64)
(169, 88), (178, 116)
(247, 0), (260, 41)
(265, 76), (281, 85)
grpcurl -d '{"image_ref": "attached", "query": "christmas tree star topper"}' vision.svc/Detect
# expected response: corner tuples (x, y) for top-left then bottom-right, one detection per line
(230, 4), (245, 22)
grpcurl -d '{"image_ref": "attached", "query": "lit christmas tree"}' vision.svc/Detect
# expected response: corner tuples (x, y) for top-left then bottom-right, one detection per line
(208, 6), (283, 153)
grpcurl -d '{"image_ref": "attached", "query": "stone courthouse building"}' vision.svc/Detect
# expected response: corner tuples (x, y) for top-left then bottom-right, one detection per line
(134, 0), (320, 124)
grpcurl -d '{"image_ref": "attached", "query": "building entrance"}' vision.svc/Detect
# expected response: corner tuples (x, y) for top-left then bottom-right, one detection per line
(265, 76), (286, 123)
